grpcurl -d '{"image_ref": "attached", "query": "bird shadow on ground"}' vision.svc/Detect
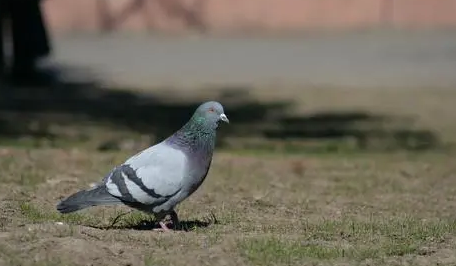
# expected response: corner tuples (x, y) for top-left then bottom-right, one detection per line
(0, 66), (444, 152)
(103, 219), (213, 231)
(89, 212), (215, 231)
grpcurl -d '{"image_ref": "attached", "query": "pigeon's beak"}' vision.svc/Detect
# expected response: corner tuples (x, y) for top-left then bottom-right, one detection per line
(220, 113), (229, 123)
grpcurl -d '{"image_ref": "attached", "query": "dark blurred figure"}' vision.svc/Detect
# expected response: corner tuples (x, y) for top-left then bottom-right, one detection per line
(0, 0), (5, 78)
(0, 0), (52, 85)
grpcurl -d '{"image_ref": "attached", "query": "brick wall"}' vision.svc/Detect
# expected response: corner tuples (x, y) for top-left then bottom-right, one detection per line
(42, 0), (456, 33)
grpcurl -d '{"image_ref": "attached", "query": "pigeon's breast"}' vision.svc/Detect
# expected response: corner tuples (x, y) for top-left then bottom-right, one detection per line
(183, 149), (213, 195)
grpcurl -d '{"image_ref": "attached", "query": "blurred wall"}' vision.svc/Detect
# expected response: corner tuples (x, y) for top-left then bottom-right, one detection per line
(43, 0), (456, 33)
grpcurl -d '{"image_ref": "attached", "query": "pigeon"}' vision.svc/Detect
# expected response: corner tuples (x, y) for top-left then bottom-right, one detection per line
(56, 101), (229, 231)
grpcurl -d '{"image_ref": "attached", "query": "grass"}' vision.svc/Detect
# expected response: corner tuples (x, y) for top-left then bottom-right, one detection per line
(1, 86), (456, 265)
(2, 148), (455, 266)
(19, 202), (94, 225)
(238, 216), (456, 265)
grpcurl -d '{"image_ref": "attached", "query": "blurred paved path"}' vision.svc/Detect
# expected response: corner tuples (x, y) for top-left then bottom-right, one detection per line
(49, 30), (456, 89)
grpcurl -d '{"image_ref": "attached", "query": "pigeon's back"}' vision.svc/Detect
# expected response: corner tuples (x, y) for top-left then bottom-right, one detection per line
(125, 141), (186, 170)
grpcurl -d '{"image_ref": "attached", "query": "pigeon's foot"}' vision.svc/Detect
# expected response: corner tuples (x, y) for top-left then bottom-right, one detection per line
(152, 211), (179, 231)
(152, 221), (171, 232)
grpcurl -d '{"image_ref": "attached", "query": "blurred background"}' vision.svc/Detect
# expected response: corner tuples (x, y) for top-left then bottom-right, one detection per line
(1, 0), (456, 154)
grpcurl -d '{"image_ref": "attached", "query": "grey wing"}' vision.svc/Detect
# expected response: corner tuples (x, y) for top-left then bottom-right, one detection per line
(104, 143), (188, 205)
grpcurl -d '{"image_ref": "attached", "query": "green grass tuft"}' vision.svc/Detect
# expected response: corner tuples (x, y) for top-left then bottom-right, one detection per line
(19, 202), (99, 226)
(239, 217), (456, 265)
(239, 237), (344, 265)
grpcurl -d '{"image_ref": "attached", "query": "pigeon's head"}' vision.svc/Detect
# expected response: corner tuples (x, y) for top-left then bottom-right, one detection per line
(193, 101), (229, 126)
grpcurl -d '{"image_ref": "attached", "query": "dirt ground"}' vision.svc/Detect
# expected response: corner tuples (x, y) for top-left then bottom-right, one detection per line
(1, 87), (456, 266)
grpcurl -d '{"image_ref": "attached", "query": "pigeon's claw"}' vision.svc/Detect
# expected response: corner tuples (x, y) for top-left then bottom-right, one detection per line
(155, 221), (171, 232)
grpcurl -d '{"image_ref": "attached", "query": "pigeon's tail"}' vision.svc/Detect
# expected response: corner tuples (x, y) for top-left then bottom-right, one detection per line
(56, 185), (121, 213)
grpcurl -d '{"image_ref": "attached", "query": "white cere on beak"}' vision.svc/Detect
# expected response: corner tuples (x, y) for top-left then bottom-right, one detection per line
(220, 113), (229, 123)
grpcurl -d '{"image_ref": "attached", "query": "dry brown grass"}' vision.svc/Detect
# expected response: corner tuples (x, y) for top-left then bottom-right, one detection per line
(1, 87), (456, 265)
(1, 147), (456, 266)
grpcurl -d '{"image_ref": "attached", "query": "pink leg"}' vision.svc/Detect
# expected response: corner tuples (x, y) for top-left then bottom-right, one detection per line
(152, 211), (178, 232)
(152, 221), (170, 232)
(159, 221), (171, 231)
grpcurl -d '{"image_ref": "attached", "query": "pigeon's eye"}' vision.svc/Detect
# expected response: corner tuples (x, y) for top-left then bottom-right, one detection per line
(208, 107), (215, 113)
